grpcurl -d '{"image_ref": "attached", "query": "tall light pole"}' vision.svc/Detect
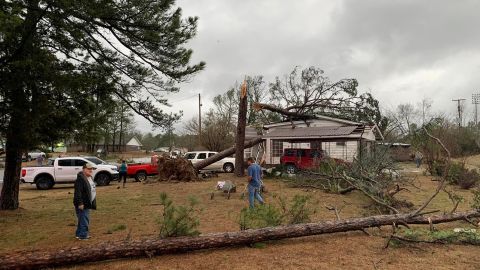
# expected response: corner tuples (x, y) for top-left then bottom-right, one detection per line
(473, 93), (480, 127)
(452, 98), (466, 127)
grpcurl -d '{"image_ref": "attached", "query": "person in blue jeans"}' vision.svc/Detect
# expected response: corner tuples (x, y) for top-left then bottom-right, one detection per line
(73, 163), (97, 240)
(246, 157), (264, 208)
(118, 160), (128, 188)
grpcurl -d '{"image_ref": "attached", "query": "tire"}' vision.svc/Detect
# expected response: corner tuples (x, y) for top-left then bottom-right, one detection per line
(285, 164), (297, 174)
(95, 173), (111, 186)
(35, 175), (54, 190)
(223, 163), (234, 173)
(135, 171), (147, 182)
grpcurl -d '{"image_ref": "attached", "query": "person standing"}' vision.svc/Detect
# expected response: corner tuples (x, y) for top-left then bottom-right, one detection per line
(246, 157), (264, 208)
(414, 150), (423, 168)
(36, 154), (44, 166)
(73, 163), (97, 240)
(119, 160), (128, 188)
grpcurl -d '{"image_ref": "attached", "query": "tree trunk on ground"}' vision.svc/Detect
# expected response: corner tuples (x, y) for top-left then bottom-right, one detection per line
(193, 137), (263, 171)
(234, 81), (248, 177)
(1, 211), (479, 269)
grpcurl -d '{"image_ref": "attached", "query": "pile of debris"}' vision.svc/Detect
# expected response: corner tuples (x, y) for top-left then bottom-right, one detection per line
(157, 155), (198, 182)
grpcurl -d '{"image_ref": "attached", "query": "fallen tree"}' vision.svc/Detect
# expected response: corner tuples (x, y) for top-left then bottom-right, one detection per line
(157, 155), (198, 181)
(193, 137), (263, 171)
(1, 210), (478, 270)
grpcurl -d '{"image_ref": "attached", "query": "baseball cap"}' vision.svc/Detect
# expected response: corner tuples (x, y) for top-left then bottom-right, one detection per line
(83, 163), (96, 170)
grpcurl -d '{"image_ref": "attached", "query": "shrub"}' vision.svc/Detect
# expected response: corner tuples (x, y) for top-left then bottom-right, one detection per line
(457, 169), (480, 189)
(239, 195), (317, 230)
(278, 195), (315, 224)
(471, 188), (480, 210)
(157, 193), (201, 238)
(239, 205), (283, 230)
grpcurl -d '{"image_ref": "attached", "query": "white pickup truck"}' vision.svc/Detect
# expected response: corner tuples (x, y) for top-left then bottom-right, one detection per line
(21, 157), (119, 190)
(184, 151), (236, 173)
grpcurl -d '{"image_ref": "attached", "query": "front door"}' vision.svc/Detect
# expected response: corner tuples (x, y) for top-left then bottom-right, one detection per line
(56, 159), (76, 182)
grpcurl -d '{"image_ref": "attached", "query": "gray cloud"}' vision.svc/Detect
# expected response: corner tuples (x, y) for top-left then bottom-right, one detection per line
(136, 0), (480, 132)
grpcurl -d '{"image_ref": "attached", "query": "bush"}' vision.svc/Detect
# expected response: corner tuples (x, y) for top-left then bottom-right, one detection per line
(471, 188), (480, 210)
(157, 193), (201, 238)
(239, 205), (283, 230)
(239, 195), (316, 230)
(278, 195), (315, 224)
(457, 169), (480, 189)
(429, 161), (478, 189)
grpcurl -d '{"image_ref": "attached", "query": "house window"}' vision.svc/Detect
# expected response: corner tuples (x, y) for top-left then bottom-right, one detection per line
(271, 140), (283, 157)
(336, 142), (346, 146)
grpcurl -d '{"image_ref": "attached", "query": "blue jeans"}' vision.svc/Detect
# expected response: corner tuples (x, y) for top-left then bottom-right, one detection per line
(415, 158), (421, 168)
(75, 208), (90, 238)
(248, 184), (264, 208)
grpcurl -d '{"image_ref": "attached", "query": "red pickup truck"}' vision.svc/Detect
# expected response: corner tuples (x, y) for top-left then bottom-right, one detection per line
(280, 148), (326, 174)
(126, 156), (159, 181)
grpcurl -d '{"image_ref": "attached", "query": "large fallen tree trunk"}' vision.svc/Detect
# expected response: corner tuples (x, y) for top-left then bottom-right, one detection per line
(1, 210), (479, 270)
(253, 102), (315, 120)
(193, 137), (263, 170)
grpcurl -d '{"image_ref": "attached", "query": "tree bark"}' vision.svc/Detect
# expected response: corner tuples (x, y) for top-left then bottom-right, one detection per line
(1, 211), (478, 269)
(193, 137), (263, 171)
(253, 102), (315, 120)
(234, 81), (248, 177)
(0, 1), (41, 210)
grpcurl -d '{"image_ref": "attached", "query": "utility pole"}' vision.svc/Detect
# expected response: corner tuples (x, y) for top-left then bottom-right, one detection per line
(452, 98), (466, 127)
(198, 93), (202, 147)
(473, 93), (480, 127)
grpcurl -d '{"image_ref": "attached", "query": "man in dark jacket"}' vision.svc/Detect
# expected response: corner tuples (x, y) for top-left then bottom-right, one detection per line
(73, 163), (97, 240)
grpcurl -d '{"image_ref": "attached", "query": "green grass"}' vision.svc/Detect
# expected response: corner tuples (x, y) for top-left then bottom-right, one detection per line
(107, 224), (127, 234)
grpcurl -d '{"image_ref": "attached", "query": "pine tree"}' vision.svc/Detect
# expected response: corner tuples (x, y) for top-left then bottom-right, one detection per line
(0, 0), (204, 209)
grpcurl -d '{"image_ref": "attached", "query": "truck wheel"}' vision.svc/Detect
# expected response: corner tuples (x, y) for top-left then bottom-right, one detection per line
(223, 163), (234, 173)
(285, 164), (297, 174)
(36, 176), (53, 190)
(135, 171), (147, 182)
(95, 173), (111, 186)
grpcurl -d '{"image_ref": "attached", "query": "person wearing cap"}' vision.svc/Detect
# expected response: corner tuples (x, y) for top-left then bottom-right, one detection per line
(73, 163), (97, 240)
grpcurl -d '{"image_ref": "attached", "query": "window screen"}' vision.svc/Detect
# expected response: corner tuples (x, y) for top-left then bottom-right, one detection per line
(272, 140), (283, 157)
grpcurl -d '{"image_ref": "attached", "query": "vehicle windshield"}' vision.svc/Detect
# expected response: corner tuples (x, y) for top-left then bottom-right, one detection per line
(85, 157), (106, 165)
(184, 153), (196, 159)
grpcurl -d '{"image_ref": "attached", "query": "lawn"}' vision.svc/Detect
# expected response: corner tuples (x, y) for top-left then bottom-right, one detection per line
(1, 162), (480, 269)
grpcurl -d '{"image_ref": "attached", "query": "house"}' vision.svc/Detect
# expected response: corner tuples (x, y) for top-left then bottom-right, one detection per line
(245, 115), (383, 165)
(67, 136), (144, 153)
(126, 136), (143, 151)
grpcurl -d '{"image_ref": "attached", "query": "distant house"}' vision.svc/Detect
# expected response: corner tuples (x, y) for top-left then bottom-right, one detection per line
(245, 115), (383, 165)
(126, 136), (143, 151)
(67, 136), (144, 153)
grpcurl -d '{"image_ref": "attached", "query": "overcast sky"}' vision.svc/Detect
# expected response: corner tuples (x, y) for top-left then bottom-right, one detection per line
(136, 0), (480, 133)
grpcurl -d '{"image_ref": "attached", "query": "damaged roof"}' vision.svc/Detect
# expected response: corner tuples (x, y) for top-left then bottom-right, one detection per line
(262, 126), (359, 139)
